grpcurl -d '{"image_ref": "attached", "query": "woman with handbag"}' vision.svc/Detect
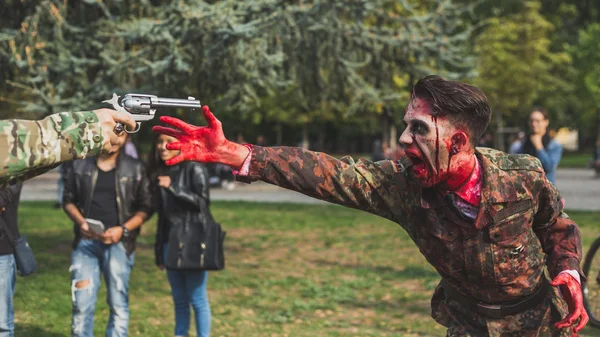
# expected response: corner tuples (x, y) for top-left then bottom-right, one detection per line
(149, 133), (217, 337)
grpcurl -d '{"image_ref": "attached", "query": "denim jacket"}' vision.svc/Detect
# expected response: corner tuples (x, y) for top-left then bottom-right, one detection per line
(518, 139), (563, 184)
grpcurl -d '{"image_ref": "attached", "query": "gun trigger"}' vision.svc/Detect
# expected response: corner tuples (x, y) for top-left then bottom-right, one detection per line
(125, 122), (141, 134)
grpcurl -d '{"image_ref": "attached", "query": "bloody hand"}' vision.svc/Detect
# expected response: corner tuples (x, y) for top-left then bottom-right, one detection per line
(550, 272), (588, 335)
(152, 106), (247, 167)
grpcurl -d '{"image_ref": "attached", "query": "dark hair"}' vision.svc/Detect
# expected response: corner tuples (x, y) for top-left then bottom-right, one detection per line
(147, 134), (168, 183)
(530, 107), (548, 120)
(411, 75), (491, 146)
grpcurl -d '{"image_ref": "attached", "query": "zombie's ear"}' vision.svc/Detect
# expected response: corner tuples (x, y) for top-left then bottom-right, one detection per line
(451, 132), (469, 153)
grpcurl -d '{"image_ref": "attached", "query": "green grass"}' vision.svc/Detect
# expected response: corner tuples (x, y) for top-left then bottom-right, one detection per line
(560, 152), (593, 168)
(12, 202), (600, 336)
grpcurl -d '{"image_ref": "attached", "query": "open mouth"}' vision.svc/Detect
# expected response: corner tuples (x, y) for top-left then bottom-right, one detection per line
(405, 150), (428, 175)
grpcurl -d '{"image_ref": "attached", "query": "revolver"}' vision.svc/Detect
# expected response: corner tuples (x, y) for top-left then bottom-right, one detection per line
(103, 93), (201, 133)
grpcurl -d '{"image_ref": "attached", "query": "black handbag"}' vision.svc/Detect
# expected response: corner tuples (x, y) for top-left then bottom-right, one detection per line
(0, 217), (36, 276)
(166, 199), (226, 271)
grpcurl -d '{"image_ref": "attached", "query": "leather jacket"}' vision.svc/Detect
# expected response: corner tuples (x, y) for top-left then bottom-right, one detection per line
(154, 161), (211, 266)
(63, 152), (153, 255)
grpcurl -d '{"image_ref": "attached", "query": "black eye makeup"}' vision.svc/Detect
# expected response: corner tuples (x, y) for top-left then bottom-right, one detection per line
(410, 121), (429, 134)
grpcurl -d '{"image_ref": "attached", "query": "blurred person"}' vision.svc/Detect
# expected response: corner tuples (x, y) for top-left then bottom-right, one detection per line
(0, 183), (22, 337)
(56, 161), (73, 209)
(478, 132), (493, 147)
(154, 75), (587, 336)
(382, 142), (393, 159)
(517, 108), (563, 184)
(217, 164), (236, 190)
(0, 109), (136, 188)
(235, 133), (246, 144)
(593, 138), (600, 177)
(149, 134), (213, 337)
(123, 134), (139, 159)
(62, 131), (152, 337)
(509, 131), (525, 155)
(256, 135), (267, 146)
(371, 139), (385, 162)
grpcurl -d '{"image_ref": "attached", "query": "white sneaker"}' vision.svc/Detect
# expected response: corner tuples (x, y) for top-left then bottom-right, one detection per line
(222, 181), (235, 190)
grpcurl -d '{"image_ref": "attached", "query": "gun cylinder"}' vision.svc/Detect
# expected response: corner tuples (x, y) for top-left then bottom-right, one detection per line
(122, 96), (152, 113)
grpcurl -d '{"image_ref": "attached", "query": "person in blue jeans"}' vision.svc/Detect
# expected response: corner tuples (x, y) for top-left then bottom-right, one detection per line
(62, 133), (153, 337)
(517, 108), (563, 184)
(0, 183), (22, 337)
(149, 133), (212, 337)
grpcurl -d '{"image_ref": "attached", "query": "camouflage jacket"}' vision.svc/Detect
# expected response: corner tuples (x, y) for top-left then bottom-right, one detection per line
(240, 146), (582, 335)
(0, 111), (104, 188)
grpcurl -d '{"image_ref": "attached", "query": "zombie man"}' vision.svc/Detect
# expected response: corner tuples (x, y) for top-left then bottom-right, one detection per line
(153, 75), (587, 336)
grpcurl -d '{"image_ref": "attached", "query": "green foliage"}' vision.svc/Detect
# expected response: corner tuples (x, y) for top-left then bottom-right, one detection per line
(2, 0), (600, 148)
(572, 24), (600, 107)
(0, 0), (473, 146)
(473, 1), (573, 124)
(568, 23), (600, 139)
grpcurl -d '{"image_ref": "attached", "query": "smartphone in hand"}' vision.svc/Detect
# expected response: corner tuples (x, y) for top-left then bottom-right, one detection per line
(85, 218), (105, 234)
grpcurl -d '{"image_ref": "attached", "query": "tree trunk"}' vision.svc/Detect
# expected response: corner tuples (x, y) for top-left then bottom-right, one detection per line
(276, 122), (283, 145)
(317, 124), (326, 151)
(301, 124), (310, 149)
(389, 124), (397, 150)
(494, 110), (505, 151)
(381, 114), (388, 145)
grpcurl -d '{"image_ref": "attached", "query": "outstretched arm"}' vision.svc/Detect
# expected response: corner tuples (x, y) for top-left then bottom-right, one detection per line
(236, 145), (404, 220)
(0, 109), (136, 187)
(152, 106), (412, 222)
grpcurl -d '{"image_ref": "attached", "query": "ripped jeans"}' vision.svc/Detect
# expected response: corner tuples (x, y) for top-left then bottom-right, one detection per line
(70, 239), (135, 337)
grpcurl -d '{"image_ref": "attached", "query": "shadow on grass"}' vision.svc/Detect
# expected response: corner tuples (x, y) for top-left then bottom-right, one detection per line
(344, 297), (432, 314)
(311, 259), (439, 280)
(15, 325), (68, 337)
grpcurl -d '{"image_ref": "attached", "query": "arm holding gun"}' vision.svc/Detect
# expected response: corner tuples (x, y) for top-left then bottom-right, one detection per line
(103, 93), (201, 134)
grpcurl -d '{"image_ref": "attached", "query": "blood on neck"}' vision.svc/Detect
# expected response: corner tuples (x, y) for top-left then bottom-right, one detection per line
(443, 152), (477, 192)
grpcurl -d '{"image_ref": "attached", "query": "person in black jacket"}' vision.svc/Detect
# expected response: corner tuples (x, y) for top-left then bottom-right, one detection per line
(0, 183), (22, 336)
(148, 133), (212, 337)
(62, 132), (153, 337)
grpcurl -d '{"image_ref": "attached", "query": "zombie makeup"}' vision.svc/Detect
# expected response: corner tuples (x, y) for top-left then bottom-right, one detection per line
(401, 98), (452, 187)
(400, 98), (475, 190)
(453, 157), (482, 206)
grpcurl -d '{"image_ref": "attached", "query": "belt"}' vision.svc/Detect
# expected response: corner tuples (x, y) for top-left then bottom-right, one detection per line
(440, 279), (549, 319)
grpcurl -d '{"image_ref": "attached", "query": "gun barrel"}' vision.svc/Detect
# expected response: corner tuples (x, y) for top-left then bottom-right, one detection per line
(153, 97), (201, 109)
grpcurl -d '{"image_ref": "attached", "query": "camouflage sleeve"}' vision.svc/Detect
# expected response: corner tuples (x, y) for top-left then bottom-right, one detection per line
(0, 111), (104, 188)
(240, 146), (409, 222)
(532, 173), (584, 280)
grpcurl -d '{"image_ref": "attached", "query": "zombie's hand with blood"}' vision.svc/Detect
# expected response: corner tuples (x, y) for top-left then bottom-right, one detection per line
(151, 106), (249, 167)
(550, 272), (588, 335)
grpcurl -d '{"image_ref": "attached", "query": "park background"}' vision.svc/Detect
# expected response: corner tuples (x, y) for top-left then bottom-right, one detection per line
(2, 0), (600, 336)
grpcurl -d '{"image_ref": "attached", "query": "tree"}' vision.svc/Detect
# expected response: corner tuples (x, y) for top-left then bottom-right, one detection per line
(473, 1), (573, 149)
(1, 0), (476, 151)
(570, 24), (600, 141)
